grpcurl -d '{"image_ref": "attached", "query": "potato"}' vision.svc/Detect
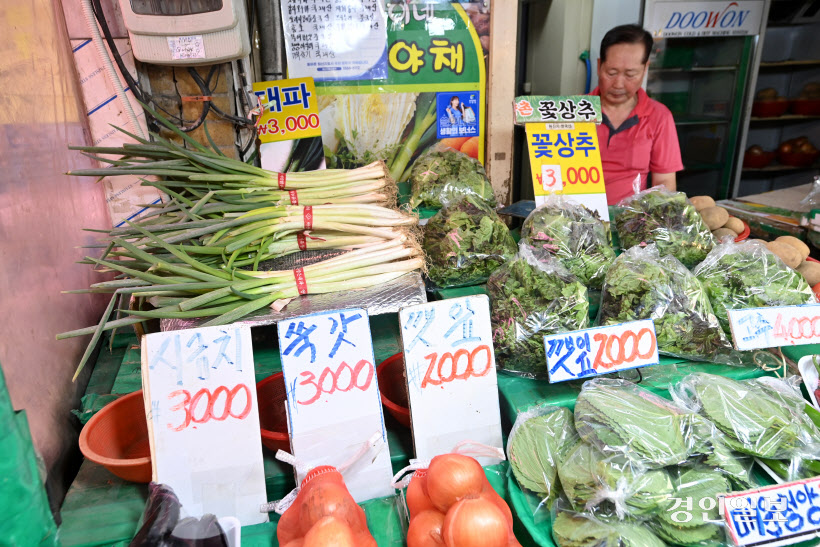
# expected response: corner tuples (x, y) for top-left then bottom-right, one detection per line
(712, 228), (738, 240)
(775, 235), (810, 260)
(689, 195), (716, 211)
(766, 241), (803, 269)
(748, 239), (767, 245)
(798, 261), (820, 286)
(724, 217), (745, 234)
(700, 206), (730, 230)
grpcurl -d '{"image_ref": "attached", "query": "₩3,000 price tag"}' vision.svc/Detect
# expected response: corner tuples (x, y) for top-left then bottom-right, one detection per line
(728, 304), (820, 351)
(544, 319), (659, 383)
(277, 308), (393, 503)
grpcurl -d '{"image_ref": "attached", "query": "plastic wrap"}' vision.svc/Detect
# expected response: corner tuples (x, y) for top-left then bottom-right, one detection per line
(521, 195), (616, 289)
(551, 503), (666, 547)
(506, 406), (579, 518)
(670, 373), (820, 461)
(423, 196), (517, 289)
(488, 243), (589, 377)
(574, 378), (703, 469)
(800, 174), (820, 207)
(614, 187), (715, 268)
(409, 148), (496, 209)
(597, 244), (734, 363)
(693, 239), (816, 338)
(129, 483), (181, 547)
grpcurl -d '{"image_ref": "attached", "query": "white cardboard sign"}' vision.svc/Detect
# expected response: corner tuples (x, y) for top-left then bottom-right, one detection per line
(646, 1), (765, 38)
(544, 320), (659, 383)
(168, 35), (206, 60)
(278, 309), (393, 502)
(727, 304), (820, 350)
(398, 296), (503, 466)
(141, 325), (268, 526)
(724, 476), (820, 546)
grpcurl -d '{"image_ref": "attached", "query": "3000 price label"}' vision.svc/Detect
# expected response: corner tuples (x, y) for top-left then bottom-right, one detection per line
(257, 113), (320, 138)
(167, 384), (252, 431)
(294, 359), (374, 406)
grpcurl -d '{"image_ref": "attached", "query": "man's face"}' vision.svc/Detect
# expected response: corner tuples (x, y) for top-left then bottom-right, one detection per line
(598, 43), (648, 106)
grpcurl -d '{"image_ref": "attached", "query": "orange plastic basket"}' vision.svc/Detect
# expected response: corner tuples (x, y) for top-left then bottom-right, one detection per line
(256, 372), (290, 453)
(79, 390), (152, 483)
(377, 353), (411, 428)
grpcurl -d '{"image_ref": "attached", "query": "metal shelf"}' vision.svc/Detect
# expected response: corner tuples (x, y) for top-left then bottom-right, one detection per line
(759, 59), (820, 69)
(674, 118), (731, 126)
(741, 162), (820, 174)
(750, 114), (820, 122)
(650, 65), (738, 72)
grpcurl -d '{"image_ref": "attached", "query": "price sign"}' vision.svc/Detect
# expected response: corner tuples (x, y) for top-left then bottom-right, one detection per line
(724, 476), (820, 546)
(141, 325), (267, 526)
(252, 78), (322, 144)
(727, 304), (820, 351)
(544, 320), (659, 383)
(278, 309), (393, 503)
(398, 296), (503, 465)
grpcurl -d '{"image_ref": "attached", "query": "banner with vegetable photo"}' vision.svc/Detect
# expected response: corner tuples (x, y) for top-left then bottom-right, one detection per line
(311, 1), (489, 183)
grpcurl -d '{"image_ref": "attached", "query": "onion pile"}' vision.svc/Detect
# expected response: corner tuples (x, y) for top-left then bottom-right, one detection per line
(405, 454), (520, 547)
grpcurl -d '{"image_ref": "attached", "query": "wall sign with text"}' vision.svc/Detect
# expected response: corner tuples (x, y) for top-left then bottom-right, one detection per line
(645, 1), (765, 38)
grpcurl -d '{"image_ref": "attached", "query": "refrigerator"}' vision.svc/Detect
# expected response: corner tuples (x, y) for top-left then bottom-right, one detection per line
(642, 0), (770, 199)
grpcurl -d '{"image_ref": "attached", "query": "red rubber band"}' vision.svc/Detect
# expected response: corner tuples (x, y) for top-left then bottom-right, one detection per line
(293, 268), (308, 295)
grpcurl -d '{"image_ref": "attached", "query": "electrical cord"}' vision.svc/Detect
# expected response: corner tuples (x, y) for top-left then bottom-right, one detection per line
(186, 67), (255, 126)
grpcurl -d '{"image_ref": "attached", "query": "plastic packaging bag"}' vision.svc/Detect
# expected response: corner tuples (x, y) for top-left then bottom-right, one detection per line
(520, 195), (616, 289)
(574, 378), (704, 469)
(670, 373), (820, 461)
(129, 483), (182, 547)
(409, 148), (496, 209)
(506, 406), (579, 517)
(488, 243), (589, 377)
(614, 187), (715, 268)
(597, 244), (734, 363)
(551, 502), (666, 547)
(423, 196), (517, 289)
(800, 174), (820, 207)
(693, 239), (816, 338)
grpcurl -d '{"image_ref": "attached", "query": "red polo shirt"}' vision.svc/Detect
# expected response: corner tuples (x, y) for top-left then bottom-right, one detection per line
(592, 87), (683, 205)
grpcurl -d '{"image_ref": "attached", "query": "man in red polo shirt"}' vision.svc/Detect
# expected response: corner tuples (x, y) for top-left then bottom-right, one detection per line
(592, 25), (683, 205)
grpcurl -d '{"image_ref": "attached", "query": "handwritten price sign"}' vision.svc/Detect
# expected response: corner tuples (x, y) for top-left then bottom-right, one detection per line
(544, 320), (659, 383)
(141, 325), (267, 526)
(278, 309), (393, 503)
(724, 476), (820, 546)
(399, 296), (503, 465)
(728, 304), (820, 351)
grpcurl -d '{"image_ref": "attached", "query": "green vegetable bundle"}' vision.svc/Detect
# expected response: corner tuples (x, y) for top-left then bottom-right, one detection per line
(598, 244), (733, 363)
(488, 244), (589, 377)
(552, 508), (666, 547)
(574, 379), (700, 469)
(521, 196), (615, 289)
(557, 441), (674, 520)
(615, 188), (715, 268)
(423, 196), (516, 288)
(507, 406), (579, 512)
(693, 240), (816, 338)
(671, 373), (820, 460)
(649, 467), (727, 546)
(409, 148), (496, 209)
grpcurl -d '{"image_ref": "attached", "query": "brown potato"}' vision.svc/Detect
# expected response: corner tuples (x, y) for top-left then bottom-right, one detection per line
(724, 217), (745, 234)
(712, 228), (738, 240)
(774, 235), (810, 260)
(766, 241), (803, 269)
(797, 261), (820, 286)
(700, 206), (730, 231)
(689, 195), (716, 211)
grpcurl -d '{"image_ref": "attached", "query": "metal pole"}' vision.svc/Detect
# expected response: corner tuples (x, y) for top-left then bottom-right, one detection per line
(256, 0), (286, 81)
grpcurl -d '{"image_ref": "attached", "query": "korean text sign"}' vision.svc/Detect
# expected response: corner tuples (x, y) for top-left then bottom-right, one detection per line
(514, 95), (602, 124)
(727, 304), (820, 351)
(724, 476), (820, 546)
(278, 308), (393, 502)
(398, 296), (503, 465)
(141, 325), (267, 526)
(252, 78), (322, 144)
(544, 320), (659, 383)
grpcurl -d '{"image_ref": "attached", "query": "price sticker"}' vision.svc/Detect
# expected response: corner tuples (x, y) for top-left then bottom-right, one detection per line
(541, 164), (563, 191)
(141, 325), (267, 526)
(278, 309), (393, 503)
(728, 304), (820, 351)
(723, 476), (820, 546)
(398, 296), (503, 465)
(544, 320), (659, 383)
(167, 35), (206, 61)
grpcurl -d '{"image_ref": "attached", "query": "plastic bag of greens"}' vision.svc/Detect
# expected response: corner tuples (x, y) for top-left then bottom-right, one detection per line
(598, 244), (734, 363)
(574, 378), (704, 469)
(557, 440), (674, 520)
(693, 239), (816, 338)
(506, 405), (579, 518)
(670, 373), (820, 461)
(423, 196), (517, 289)
(409, 148), (496, 209)
(551, 502), (666, 547)
(521, 195), (615, 289)
(488, 243), (589, 377)
(614, 187), (715, 268)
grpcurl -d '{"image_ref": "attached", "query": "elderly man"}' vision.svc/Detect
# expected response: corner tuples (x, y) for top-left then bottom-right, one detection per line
(591, 24), (683, 205)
